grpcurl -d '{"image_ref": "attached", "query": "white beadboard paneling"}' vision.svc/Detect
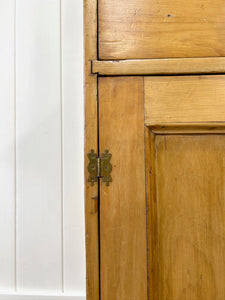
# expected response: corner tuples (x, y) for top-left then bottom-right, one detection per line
(16, 0), (62, 292)
(0, 0), (15, 291)
(61, 0), (85, 293)
(0, 294), (85, 300)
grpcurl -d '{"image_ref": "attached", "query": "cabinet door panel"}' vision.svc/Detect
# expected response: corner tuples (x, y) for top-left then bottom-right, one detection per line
(145, 75), (225, 300)
(99, 75), (225, 300)
(148, 134), (225, 300)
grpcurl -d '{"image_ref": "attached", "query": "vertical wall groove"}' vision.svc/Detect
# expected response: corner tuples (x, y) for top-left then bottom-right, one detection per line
(0, 0), (85, 293)
(60, 0), (64, 293)
(14, 0), (17, 292)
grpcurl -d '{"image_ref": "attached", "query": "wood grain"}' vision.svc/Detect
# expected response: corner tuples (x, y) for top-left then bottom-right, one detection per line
(92, 58), (225, 76)
(150, 123), (225, 135)
(154, 134), (225, 300)
(144, 75), (225, 126)
(145, 128), (159, 300)
(99, 77), (148, 300)
(84, 0), (99, 299)
(99, 0), (225, 59)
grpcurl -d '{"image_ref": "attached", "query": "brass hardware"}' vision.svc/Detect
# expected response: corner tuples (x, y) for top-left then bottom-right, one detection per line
(87, 149), (112, 186)
(87, 150), (98, 186)
(97, 157), (101, 178)
(100, 150), (112, 186)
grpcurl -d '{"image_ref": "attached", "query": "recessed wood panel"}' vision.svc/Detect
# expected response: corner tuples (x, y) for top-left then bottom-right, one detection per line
(144, 75), (225, 125)
(149, 134), (225, 300)
(99, 0), (225, 59)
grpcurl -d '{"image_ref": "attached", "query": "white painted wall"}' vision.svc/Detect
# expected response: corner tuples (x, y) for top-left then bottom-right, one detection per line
(0, 0), (85, 298)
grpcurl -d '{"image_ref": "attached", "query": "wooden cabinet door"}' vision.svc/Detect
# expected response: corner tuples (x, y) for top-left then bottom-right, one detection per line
(99, 75), (225, 300)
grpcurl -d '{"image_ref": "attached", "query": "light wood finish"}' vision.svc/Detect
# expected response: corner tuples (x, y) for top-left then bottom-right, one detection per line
(150, 123), (225, 135)
(99, 77), (148, 300)
(153, 134), (225, 300)
(99, 0), (225, 59)
(92, 58), (225, 75)
(144, 73), (225, 299)
(84, 0), (99, 299)
(87, 0), (225, 297)
(144, 75), (225, 126)
(145, 128), (159, 300)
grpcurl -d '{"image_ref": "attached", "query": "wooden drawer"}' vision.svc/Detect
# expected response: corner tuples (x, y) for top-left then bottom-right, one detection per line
(99, 0), (225, 59)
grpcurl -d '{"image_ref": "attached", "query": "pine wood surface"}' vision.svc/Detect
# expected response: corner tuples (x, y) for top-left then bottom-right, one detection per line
(144, 75), (225, 126)
(154, 134), (225, 300)
(99, 77), (148, 300)
(99, 0), (225, 59)
(92, 58), (225, 75)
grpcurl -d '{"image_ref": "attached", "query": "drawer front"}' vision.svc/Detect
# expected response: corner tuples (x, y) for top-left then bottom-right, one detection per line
(99, 0), (225, 59)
